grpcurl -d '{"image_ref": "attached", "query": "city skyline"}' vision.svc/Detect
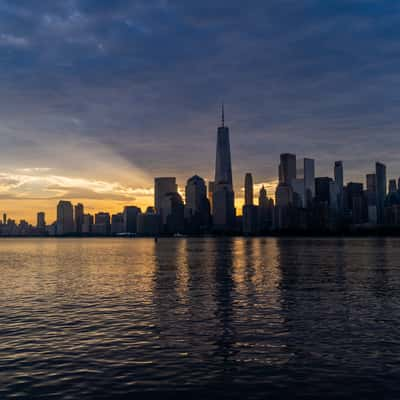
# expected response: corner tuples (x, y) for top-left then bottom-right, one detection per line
(2, 107), (400, 235)
(3, 126), (400, 226)
(2, 104), (400, 224)
(3, 158), (400, 226)
(2, 1), (400, 221)
(2, 118), (400, 225)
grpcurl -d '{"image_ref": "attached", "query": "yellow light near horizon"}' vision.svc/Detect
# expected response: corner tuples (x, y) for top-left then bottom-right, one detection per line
(0, 196), (154, 225)
(0, 181), (278, 224)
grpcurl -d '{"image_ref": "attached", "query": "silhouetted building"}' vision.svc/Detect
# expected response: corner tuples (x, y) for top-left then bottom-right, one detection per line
(292, 178), (305, 208)
(154, 177), (177, 215)
(243, 205), (258, 235)
(185, 175), (211, 233)
(344, 182), (365, 224)
(315, 177), (333, 205)
(276, 183), (293, 207)
(244, 173), (254, 206)
(213, 106), (235, 232)
(279, 153), (296, 186)
(367, 173), (376, 192)
(47, 222), (57, 236)
(386, 187), (400, 207)
(123, 206), (141, 233)
(37, 212), (46, 232)
(259, 185), (268, 208)
(111, 213), (124, 234)
(82, 214), (93, 234)
(329, 181), (339, 210)
(161, 192), (185, 234)
(366, 173), (377, 223)
(92, 212), (110, 235)
(75, 203), (84, 234)
(385, 204), (400, 225)
(304, 158), (315, 206)
(352, 196), (367, 224)
(345, 182), (363, 209)
(258, 185), (272, 232)
(56, 200), (74, 235)
(137, 207), (161, 236)
(274, 182), (294, 230)
(334, 161), (344, 210)
(389, 179), (397, 194)
(376, 162), (387, 224)
(242, 173), (258, 234)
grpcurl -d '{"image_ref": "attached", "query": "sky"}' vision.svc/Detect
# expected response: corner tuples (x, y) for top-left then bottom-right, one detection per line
(1, 0), (400, 223)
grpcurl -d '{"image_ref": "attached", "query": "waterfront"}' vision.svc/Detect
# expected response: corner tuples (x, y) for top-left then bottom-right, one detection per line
(1, 238), (400, 399)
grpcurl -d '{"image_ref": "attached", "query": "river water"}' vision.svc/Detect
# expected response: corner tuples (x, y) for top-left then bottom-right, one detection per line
(1, 237), (400, 399)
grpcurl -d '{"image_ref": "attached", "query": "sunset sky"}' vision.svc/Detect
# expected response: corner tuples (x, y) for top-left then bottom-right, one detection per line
(1, 1), (400, 223)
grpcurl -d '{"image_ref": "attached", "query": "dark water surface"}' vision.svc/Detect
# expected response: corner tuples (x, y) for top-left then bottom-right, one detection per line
(1, 237), (400, 399)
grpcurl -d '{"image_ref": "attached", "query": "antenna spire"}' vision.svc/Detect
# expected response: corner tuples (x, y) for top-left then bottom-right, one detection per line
(221, 103), (225, 127)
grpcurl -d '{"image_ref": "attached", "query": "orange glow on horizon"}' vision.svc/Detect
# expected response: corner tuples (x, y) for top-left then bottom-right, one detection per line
(0, 179), (278, 225)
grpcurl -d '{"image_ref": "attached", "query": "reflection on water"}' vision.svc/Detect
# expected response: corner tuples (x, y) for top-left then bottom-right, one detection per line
(1, 238), (400, 398)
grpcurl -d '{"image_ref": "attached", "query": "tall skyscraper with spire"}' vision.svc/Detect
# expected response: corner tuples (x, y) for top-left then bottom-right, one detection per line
(213, 105), (235, 231)
(214, 105), (233, 188)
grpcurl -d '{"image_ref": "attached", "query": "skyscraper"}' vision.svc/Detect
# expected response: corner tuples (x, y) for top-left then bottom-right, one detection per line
(366, 173), (377, 193)
(185, 175), (211, 232)
(315, 177), (333, 205)
(329, 181), (339, 210)
(154, 177), (177, 214)
(258, 185), (272, 232)
(82, 214), (93, 234)
(92, 212), (111, 235)
(137, 207), (161, 236)
(334, 161), (344, 210)
(111, 213), (124, 234)
(366, 174), (377, 224)
(75, 203), (84, 234)
(56, 201), (74, 235)
(258, 185), (268, 208)
(242, 204), (258, 235)
(161, 192), (185, 234)
(213, 106), (235, 231)
(123, 206), (141, 233)
(244, 173), (254, 206)
(242, 173), (257, 235)
(275, 184), (293, 207)
(37, 212), (46, 231)
(345, 182), (365, 223)
(389, 179), (397, 194)
(376, 162), (387, 224)
(292, 178), (305, 208)
(214, 105), (233, 188)
(304, 158), (315, 206)
(279, 153), (296, 186)
(186, 175), (207, 214)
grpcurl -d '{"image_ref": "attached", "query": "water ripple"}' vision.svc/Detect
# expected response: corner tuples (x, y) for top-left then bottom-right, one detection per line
(1, 237), (400, 398)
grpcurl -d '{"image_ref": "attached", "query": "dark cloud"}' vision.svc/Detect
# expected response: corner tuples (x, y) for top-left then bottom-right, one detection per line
(0, 0), (400, 189)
